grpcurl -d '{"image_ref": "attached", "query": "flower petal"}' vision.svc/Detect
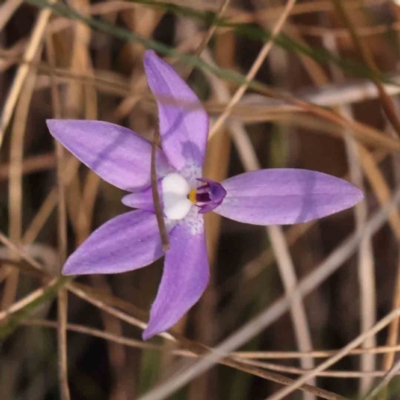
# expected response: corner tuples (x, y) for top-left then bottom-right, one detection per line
(47, 119), (171, 192)
(214, 169), (363, 225)
(63, 210), (171, 275)
(143, 214), (209, 340)
(144, 50), (208, 177)
(122, 184), (158, 212)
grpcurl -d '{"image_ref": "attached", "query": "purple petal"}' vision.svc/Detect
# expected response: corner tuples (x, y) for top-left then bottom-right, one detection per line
(214, 169), (363, 225)
(122, 184), (159, 212)
(143, 215), (209, 340)
(63, 210), (170, 275)
(47, 119), (171, 192)
(144, 50), (209, 176)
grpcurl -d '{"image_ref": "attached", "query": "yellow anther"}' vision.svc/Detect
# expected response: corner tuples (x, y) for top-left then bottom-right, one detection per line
(188, 189), (197, 203)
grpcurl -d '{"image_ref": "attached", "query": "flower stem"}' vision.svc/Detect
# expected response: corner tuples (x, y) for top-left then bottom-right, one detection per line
(150, 129), (170, 252)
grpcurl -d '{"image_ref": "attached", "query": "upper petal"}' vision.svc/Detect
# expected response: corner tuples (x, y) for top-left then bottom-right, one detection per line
(63, 210), (172, 275)
(143, 213), (209, 340)
(144, 50), (209, 177)
(47, 119), (171, 192)
(214, 169), (364, 225)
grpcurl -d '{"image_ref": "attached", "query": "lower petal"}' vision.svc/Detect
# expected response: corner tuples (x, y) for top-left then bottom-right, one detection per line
(143, 214), (209, 340)
(63, 210), (172, 275)
(214, 169), (363, 225)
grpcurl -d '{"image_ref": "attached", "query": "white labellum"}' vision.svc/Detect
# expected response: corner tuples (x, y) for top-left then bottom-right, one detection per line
(162, 173), (192, 220)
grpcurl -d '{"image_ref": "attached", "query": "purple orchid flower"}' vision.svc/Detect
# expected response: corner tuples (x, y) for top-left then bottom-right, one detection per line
(47, 50), (363, 340)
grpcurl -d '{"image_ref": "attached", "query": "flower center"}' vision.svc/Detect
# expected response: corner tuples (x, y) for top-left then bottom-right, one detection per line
(161, 174), (227, 220)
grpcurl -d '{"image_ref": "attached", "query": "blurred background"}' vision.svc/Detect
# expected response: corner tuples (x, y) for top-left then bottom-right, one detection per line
(2, 0), (400, 399)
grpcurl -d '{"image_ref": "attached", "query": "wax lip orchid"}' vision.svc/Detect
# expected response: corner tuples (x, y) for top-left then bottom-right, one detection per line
(47, 50), (363, 340)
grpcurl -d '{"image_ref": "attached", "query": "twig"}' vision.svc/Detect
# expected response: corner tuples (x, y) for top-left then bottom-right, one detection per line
(364, 358), (400, 400)
(2, 66), (37, 310)
(22, 157), (80, 245)
(181, 0), (231, 79)
(0, 3), (52, 149)
(332, 0), (400, 137)
(0, 153), (56, 180)
(151, 129), (169, 252)
(46, 31), (71, 400)
(0, 279), (57, 322)
(0, 0), (22, 32)
(209, 0), (298, 137)
(0, 231), (43, 272)
(24, 318), (163, 350)
(57, 290), (70, 400)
